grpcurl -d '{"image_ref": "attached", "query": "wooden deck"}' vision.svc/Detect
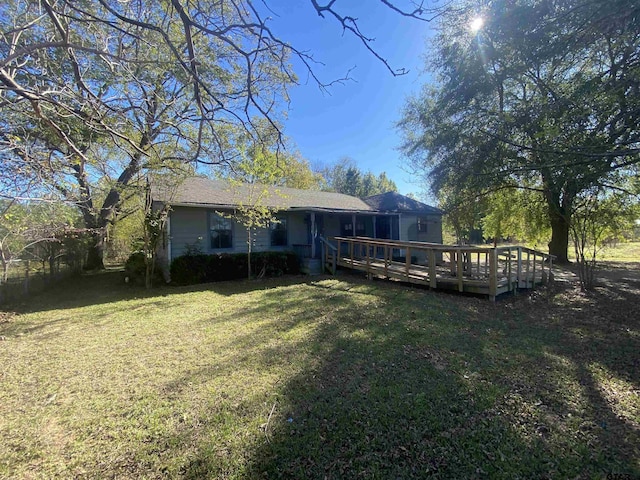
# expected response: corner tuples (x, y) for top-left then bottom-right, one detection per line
(322, 237), (554, 300)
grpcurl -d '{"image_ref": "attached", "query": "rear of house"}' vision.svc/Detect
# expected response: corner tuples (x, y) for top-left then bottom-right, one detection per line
(153, 177), (442, 276)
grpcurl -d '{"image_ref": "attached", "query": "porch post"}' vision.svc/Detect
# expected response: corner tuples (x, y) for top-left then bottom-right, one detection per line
(311, 212), (316, 259)
(352, 213), (356, 237)
(373, 216), (377, 239)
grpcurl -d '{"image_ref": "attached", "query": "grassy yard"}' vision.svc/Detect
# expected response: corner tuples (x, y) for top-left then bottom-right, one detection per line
(1, 266), (639, 479)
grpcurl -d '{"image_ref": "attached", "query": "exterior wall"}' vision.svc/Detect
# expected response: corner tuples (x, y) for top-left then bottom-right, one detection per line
(400, 213), (444, 264)
(323, 214), (341, 238)
(164, 205), (443, 269)
(401, 214), (443, 244)
(167, 206), (308, 264)
(288, 213), (308, 245)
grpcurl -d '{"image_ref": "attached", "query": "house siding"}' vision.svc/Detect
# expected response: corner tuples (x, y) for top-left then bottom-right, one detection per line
(168, 206), (308, 261)
(170, 206), (209, 257)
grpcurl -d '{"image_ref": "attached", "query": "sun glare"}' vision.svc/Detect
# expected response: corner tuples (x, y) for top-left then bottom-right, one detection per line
(470, 17), (484, 32)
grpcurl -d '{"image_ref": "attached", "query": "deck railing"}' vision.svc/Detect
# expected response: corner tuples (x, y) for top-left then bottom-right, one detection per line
(320, 236), (337, 274)
(327, 236), (554, 300)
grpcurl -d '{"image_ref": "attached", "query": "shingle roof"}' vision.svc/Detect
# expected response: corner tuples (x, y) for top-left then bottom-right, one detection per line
(363, 191), (443, 215)
(153, 176), (373, 212)
(153, 177), (442, 215)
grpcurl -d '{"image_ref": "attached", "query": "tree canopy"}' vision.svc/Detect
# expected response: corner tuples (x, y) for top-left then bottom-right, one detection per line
(1, 0), (443, 268)
(321, 158), (398, 198)
(399, 0), (640, 262)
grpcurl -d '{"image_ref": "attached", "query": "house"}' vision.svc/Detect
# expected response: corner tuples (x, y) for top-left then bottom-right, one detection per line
(153, 176), (442, 274)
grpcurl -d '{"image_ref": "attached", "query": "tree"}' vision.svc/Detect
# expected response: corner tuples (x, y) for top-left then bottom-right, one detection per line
(1, 0), (446, 269)
(321, 158), (398, 197)
(570, 188), (639, 291)
(224, 148), (284, 280)
(399, 0), (640, 263)
(0, 199), (81, 285)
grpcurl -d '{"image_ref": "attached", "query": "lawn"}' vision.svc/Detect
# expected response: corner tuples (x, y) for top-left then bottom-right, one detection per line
(1, 266), (639, 479)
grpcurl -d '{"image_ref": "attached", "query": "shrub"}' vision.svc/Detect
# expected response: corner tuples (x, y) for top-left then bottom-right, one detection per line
(124, 252), (164, 286)
(170, 251), (300, 285)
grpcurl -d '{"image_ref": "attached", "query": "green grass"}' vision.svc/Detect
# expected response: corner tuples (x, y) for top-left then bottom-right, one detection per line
(1, 270), (639, 479)
(597, 241), (640, 262)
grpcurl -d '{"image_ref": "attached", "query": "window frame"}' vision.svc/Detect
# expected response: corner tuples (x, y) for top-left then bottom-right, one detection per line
(269, 215), (288, 247)
(417, 216), (429, 234)
(209, 212), (234, 249)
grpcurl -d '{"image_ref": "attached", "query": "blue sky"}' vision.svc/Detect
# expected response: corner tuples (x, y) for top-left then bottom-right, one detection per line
(260, 2), (436, 198)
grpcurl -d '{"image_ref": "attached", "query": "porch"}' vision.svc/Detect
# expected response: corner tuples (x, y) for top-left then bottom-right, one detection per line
(322, 236), (554, 301)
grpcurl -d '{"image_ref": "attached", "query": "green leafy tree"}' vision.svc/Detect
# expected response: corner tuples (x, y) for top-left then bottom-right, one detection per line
(0, 199), (81, 284)
(400, 0), (640, 263)
(322, 158), (398, 198)
(571, 188), (639, 290)
(1, 0), (447, 269)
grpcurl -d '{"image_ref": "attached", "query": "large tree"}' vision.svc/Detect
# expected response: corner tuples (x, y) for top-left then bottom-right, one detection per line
(1, 0), (444, 268)
(322, 157), (398, 198)
(400, 0), (640, 262)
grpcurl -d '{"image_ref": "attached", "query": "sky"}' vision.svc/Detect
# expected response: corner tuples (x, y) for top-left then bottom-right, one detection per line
(257, 1), (436, 198)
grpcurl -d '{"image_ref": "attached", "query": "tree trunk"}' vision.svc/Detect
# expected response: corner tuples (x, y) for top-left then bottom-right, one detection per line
(85, 230), (106, 270)
(548, 207), (570, 264)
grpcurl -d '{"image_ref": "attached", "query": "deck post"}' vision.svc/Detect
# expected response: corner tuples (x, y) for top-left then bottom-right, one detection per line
(532, 252), (537, 285)
(526, 251), (531, 288)
(489, 248), (498, 301)
(332, 242), (336, 274)
(507, 248), (513, 292)
(429, 249), (437, 289)
(384, 245), (389, 278)
(322, 239), (326, 271)
(457, 250), (464, 292)
(517, 247), (522, 291)
(366, 241), (371, 279)
(484, 252), (489, 277)
(405, 247), (411, 282)
(349, 239), (354, 267)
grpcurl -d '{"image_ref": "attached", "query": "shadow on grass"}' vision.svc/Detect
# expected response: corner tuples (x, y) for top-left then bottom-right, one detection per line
(3, 268), (638, 478)
(169, 276), (639, 478)
(5, 270), (321, 311)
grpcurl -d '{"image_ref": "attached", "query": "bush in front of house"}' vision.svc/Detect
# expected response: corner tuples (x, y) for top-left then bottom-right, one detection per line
(170, 251), (300, 285)
(124, 252), (165, 285)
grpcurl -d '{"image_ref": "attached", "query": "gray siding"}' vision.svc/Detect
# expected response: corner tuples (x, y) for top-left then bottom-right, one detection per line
(165, 206), (443, 269)
(168, 207), (308, 263)
(170, 206), (209, 257)
(401, 214), (443, 244)
(288, 213), (308, 245)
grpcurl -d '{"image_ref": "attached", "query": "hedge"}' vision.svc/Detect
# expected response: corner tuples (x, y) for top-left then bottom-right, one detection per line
(124, 252), (165, 286)
(170, 251), (300, 285)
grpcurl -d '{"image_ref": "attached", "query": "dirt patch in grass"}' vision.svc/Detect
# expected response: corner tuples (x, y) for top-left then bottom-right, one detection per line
(1, 267), (638, 479)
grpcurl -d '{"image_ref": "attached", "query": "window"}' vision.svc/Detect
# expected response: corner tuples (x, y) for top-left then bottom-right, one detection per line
(340, 218), (353, 236)
(417, 217), (428, 233)
(210, 213), (233, 249)
(270, 216), (287, 246)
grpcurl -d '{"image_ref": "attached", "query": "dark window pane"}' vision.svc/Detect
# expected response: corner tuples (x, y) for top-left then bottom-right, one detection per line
(210, 213), (233, 248)
(270, 217), (287, 246)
